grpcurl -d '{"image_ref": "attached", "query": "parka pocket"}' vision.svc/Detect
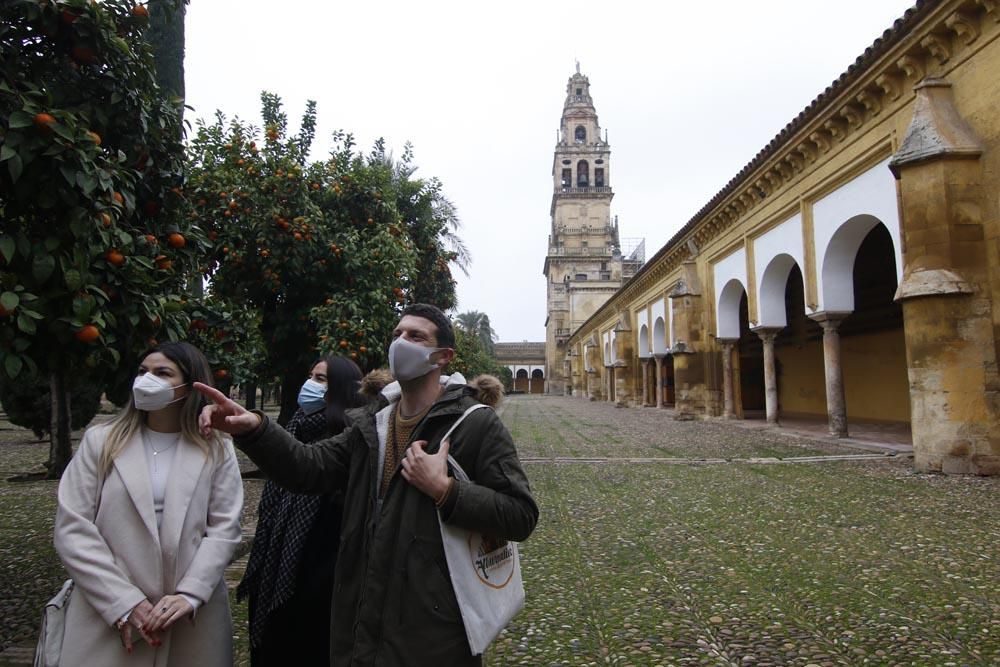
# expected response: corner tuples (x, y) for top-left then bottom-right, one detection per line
(400, 536), (461, 626)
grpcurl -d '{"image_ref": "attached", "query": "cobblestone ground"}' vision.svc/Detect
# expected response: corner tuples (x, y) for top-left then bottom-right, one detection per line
(2, 396), (999, 666)
(488, 396), (1000, 666)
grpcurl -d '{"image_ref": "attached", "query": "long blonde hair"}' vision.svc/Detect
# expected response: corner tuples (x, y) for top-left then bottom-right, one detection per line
(99, 342), (224, 475)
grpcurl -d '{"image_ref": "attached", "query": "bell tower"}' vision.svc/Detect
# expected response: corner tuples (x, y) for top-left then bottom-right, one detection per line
(543, 66), (634, 395)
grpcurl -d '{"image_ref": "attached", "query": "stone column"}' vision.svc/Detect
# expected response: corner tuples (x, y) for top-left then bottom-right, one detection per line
(809, 312), (851, 437)
(717, 338), (738, 419)
(669, 261), (708, 419)
(889, 78), (999, 474)
(654, 355), (664, 408)
(640, 359), (650, 406)
(753, 328), (781, 425)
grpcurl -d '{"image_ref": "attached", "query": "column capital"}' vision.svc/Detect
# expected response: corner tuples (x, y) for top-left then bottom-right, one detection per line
(808, 311), (852, 331)
(751, 326), (782, 343)
(716, 337), (739, 347)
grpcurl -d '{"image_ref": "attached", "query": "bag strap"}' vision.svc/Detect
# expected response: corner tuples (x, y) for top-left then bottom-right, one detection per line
(443, 403), (491, 483)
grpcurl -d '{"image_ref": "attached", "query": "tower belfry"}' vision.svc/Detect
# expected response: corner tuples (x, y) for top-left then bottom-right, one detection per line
(543, 68), (640, 395)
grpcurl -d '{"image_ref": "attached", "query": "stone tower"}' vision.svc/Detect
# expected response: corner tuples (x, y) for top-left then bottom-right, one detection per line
(543, 66), (639, 394)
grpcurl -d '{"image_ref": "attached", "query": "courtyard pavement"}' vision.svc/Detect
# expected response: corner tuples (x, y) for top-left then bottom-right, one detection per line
(1, 396), (997, 666)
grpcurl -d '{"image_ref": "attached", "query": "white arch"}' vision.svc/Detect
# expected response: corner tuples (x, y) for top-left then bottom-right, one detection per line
(717, 279), (747, 338)
(712, 247), (749, 336)
(820, 214), (892, 312)
(638, 324), (650, 358)
(653, 317), (667, 354)
(758, 254), (800, 328)
(813, 159), (902, 311)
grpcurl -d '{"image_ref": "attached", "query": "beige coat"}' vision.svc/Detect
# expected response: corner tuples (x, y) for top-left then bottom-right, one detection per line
(53, 423), (243, 667)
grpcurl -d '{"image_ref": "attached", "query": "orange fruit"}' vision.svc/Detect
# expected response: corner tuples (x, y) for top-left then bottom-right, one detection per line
(106, 249), (125, 267)
(167, 233), (186, 248)
(85, 131), (101, 146)
(34, 113), (57, 134)
(213, 368), (229, 380)
(339, 340), (348, 349)
(112, 192), (124, 205)
(74, 324), (100, 343)
(99, 213), (112, 227)
(155, 255), (172, 270)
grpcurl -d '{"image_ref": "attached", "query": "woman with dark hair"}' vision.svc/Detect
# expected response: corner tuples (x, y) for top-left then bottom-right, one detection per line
(53, 342), (243, 666)
(238, 356), (374, 666)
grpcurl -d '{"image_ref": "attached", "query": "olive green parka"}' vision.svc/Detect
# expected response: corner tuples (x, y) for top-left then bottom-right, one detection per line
(235, 373), (538, 666)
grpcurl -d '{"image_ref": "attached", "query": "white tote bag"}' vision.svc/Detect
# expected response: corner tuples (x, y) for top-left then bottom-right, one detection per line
(437, 404), (525, 656)
(33, 578), (74, 667)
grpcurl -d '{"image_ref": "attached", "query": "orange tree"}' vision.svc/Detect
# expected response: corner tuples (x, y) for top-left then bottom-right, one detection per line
(0, 0), (201, 476)
(187, 94), (424, 423)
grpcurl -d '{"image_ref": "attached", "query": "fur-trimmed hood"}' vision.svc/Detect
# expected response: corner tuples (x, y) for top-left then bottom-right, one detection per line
(377, 372), (504, 408)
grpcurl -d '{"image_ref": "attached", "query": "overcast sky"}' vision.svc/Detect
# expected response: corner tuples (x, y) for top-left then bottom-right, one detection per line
(184, 0), (915, 342)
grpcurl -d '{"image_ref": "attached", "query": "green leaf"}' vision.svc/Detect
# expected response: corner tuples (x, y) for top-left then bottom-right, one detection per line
(7, 111), (33, 129)
(0, 145), (15, 162)
(76, 171), (98, 195)
(20, 309), (44, 320)
(8, 153), (22, 183)
(0, 236), (13, 263)
(0, 291), (18, 311)
(69, 218), (88, 237)
(4, 354), (23, 379)
(60, 165), (77, 185)
(51, 123), (73, 141)
(44, 236), (59, 251)
(64, 269), (82, 291)
(16, 313), (35, 334)
(32, 254), (56, 283)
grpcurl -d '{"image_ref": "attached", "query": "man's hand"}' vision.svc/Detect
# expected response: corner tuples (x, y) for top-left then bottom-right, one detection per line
(119, 599), (161, 654)
(144, 594), (194, 633)
(401, 438), (451, 501)
(194, 382), (261, 437)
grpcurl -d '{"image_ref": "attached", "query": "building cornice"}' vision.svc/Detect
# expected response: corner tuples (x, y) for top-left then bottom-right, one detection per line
(569, 0), (996, 348)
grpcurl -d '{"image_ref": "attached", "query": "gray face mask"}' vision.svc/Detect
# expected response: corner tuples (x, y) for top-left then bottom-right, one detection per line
(388, 336), (444, 382)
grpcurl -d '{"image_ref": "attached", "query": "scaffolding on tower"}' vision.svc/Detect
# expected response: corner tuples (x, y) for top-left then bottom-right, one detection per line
(620, 238), (645, 278)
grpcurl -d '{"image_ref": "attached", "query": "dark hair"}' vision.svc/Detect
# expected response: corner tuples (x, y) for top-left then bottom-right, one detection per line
(322, 356), (367, 434)
(401, 303), (455, 349)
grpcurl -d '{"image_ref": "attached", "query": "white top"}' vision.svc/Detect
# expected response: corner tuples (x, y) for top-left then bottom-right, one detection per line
(140, 427), (202, 613)
(142, 428), (180, 529)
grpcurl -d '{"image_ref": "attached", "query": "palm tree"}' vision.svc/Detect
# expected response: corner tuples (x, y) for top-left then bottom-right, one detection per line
(455, 311), (497, 355)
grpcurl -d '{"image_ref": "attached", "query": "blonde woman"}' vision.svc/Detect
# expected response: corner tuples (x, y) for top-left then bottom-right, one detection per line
(54, 342), (243, 666)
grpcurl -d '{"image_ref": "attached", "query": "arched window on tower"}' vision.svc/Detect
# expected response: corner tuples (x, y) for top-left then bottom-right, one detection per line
(577, 160), (589, 187)
(594, 168), (604, 187)
(574, 126), (586, 143)
(561, 168), (571, 188)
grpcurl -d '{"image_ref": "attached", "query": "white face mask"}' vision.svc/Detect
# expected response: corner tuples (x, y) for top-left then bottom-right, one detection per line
(133, 372), (187, 412)
(389, 336), (445, 382)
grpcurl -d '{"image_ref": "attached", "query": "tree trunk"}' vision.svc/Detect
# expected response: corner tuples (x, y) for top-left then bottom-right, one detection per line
(244, 381), (258, 411)
(147, 0), (186, 104)
(47, 370), (73, 479)
(277, 373), (300, 427)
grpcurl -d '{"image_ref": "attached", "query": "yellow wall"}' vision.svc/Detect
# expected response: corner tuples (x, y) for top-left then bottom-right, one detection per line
(776, 340), (826, 418)
(843, 328), (910, 422)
